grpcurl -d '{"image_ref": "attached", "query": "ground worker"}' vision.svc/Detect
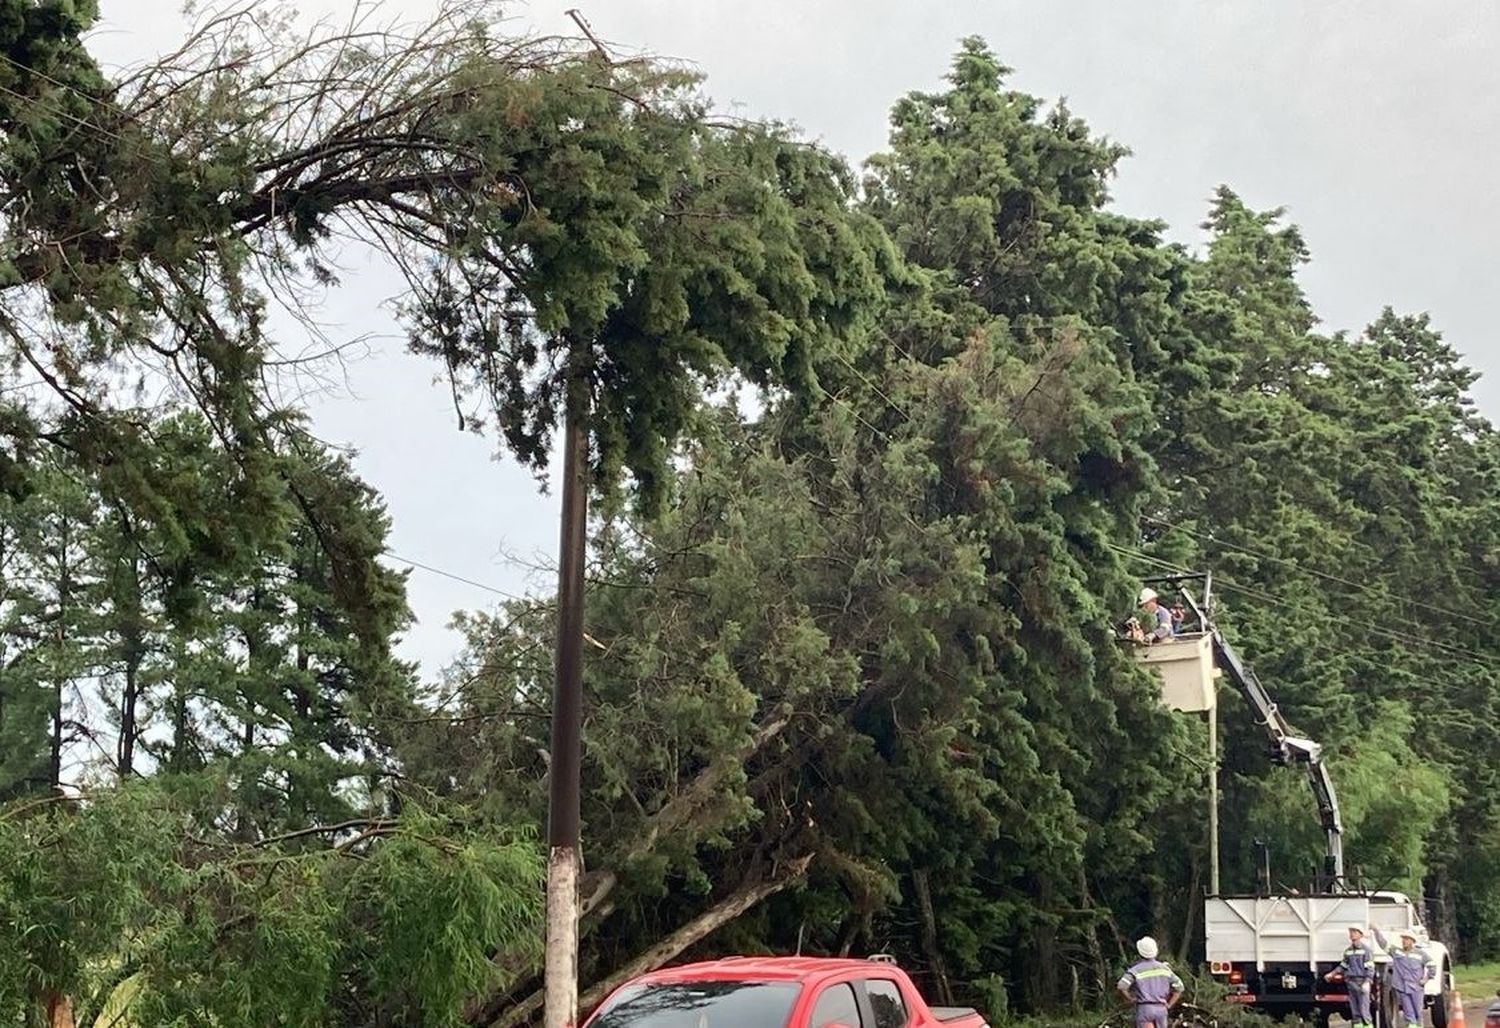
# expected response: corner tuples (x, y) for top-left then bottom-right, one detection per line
(1324, 924), (1377, 1027)
(1138, 589), (1174, 643)
(1486, 987), (1500, 1028)
(1117, 936), (1184, 1028)
(1373, 926), (1437, 1028)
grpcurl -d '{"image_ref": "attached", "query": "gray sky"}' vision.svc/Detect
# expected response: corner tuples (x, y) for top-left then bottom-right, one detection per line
(91, 1), (1500, 675)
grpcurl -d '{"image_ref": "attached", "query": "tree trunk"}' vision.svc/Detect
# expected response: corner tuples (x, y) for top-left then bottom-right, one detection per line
(1030, 874), (1059, 1010)
(1078, 867), (1109, 997)
(492, 855), (813, 1028)
(119, 658), (138, 778)
(169, 687), (189, 773)
(117, 550), (143, 781)
(1428, 867), (1459, 962)
(48, 520), (72, 790)
(1177, 859), (1202, 963)
(912, 869), (955, 1005)
(42, 991), (75, 1028)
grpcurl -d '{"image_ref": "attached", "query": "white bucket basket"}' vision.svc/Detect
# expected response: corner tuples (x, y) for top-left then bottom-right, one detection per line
(1135, 632), (1219, 712)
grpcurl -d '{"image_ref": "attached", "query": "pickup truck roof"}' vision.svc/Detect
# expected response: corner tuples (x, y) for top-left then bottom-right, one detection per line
(631, 957), (900, 986)
(585, 957), (987, 1028)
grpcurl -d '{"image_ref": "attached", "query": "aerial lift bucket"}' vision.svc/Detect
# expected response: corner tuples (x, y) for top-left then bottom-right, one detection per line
(1134, 632), (1219, 712)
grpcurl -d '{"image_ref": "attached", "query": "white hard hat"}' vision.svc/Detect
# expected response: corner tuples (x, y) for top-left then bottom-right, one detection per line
(1400, 928), (1418, 941)
(1137, 936), (1159, 959)
(1347, 924), (1365, 934)
(1138, 588), (1159, 605)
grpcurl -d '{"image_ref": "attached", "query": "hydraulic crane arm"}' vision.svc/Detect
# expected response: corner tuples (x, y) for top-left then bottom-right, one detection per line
(1209, 631), (1345, 888)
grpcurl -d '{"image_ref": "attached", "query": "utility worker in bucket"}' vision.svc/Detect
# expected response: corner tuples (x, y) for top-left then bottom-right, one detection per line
(1138, 589), (1175, 643)
(1324, 924), (1377, 1027)
(1373, 925), (1438, 1028)
(1117, 936), (1184, 1028)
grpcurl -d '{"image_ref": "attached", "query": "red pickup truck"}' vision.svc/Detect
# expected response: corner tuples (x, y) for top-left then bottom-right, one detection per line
(581, 957), (988, 1028)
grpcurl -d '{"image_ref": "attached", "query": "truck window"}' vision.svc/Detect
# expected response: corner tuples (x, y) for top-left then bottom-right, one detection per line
(862, 979), (908, 1028)
(810, 983), (863, 1028)
(592, 981), (802, 1028)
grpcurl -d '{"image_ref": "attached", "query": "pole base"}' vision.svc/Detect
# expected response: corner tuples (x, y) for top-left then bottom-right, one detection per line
(544, 846), (581, 1028)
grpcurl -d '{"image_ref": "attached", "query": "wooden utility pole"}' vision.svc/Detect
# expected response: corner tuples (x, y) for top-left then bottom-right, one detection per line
(545, 366), (589, 1028)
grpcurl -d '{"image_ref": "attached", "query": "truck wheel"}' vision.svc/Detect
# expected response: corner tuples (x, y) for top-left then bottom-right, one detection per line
(1431, 978), (1450, 1028)
(1379, 980), (1400, 1028)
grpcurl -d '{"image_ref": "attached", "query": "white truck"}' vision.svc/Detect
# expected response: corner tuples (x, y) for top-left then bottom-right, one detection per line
(1135, 573), (1456, 1028)
(1204, 891), (1453, 1027)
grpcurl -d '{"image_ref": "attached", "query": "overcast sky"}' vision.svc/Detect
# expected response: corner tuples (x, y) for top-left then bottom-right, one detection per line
(89, 1), (1500, 675)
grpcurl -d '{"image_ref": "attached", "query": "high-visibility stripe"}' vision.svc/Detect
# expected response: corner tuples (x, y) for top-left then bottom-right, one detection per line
(1134, 968), (1175, 980)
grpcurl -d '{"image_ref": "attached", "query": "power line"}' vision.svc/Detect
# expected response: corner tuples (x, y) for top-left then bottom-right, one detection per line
(1142, 513), (1489, 627)
(382, 550), (530, 603)
(1106, 541), (1500, 673)
(831, 351), (913, 426)
(17, 40), (1482, 669)
(1214, 575), (1500, 672)
(1102, 540), (1194, 578)
(0, 68), (163, 168)
(821, 344), (1498, 666)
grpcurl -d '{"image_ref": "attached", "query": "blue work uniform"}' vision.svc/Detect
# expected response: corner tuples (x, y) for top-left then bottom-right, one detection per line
(1118, 959), (1183, 1028)
(1384, 940), (1436, 1028)
(1147, 605), (1174, 641)
(1335, 937), (1377, 1025)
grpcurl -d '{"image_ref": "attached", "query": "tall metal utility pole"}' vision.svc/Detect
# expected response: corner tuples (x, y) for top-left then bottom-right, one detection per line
(545, 369), (589, 1028)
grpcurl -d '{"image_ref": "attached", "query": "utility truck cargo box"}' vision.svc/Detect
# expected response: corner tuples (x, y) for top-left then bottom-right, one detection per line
(1205, 894), (1373, 969)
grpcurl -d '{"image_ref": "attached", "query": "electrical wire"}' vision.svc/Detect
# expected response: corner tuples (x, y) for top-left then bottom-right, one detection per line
(382, 550), (530, 603)
(10, 39), (1494, 673)
(1141, 513), (1489, 627)
(1106, 540), (1500, 674)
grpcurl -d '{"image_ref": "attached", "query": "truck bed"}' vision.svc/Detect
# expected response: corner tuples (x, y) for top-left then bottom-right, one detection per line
(1205, 894), (1372, 968)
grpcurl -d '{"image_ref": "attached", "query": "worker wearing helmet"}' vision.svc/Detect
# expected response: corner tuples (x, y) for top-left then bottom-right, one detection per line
(1373, 926), (1438, 1028)
(1138, 589), (1174, 643)
(1116, 936), (1184, 1028)
(1324, 924), (1377, 1026)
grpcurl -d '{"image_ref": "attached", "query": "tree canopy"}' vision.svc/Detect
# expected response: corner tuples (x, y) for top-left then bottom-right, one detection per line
(0, 8), (1495, 1028)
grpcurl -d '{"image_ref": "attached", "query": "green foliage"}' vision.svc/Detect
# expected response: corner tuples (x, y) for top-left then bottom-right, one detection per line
(410, 33), (1500, 1020)
(405, 63), (889, 507)
(0, 785), (542, 1027)
(1454, 961), (1500, 1000)
(0, 788), (176, 1021)
(0, 3), (1495, 1023)
(345, 817), (542, 1026)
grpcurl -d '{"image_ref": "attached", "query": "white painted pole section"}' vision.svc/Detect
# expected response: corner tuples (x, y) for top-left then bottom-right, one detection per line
(545, 846), (580, 1028)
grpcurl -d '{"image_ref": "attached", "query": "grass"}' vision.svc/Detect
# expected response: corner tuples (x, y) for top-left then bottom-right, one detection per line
(1454, 962), (1500, 1002)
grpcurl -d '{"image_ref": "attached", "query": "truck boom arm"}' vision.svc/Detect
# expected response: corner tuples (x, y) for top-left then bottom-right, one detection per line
(1209, 631), (1345, 886)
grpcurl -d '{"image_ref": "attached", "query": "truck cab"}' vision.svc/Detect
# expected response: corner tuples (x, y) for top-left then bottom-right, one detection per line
(1365, 892), (1452, 1006)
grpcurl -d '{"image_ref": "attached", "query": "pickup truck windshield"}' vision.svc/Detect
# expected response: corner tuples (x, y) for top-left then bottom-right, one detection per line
(593, 981), (802, 1028)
